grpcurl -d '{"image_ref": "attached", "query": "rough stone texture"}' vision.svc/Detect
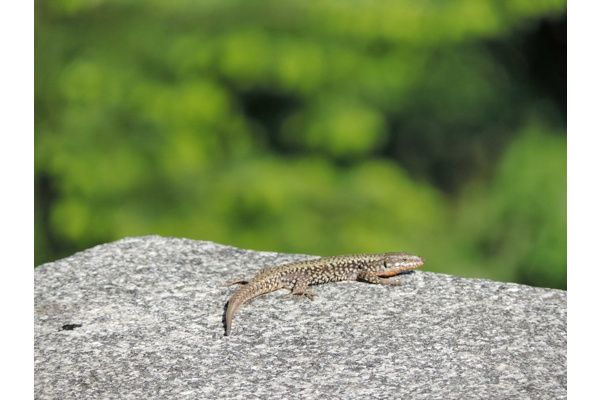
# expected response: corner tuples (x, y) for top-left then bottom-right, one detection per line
(35, 236), (566, 399)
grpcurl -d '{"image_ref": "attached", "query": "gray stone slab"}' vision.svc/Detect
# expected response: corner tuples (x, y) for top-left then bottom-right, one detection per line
(34, 236), (566, 399)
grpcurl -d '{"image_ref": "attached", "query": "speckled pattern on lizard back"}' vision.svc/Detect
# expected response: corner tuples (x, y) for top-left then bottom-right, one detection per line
(223, 252), (424, 336)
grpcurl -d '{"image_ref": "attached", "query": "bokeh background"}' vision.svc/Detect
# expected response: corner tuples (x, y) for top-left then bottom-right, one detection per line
(35, 0), (566, 289)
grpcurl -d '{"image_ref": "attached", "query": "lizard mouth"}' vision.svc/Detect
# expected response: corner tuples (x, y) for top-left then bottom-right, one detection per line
(376, 259), (424, 277)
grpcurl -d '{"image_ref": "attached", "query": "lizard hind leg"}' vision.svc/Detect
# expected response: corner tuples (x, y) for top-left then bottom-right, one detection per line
(291, 276), (316, 300)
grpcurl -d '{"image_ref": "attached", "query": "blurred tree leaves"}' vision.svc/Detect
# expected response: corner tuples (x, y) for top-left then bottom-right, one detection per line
(451, 125), (566, 288)
(282, 96), (387, 157)
(480, 127), (566, 288)
(36, 0), (566, 288)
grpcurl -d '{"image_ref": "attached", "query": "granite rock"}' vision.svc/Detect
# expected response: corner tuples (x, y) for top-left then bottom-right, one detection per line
(34, 236), (566, 399)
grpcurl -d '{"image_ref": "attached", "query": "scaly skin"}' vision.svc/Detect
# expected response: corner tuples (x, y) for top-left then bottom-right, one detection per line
(223, 252), (424, 336)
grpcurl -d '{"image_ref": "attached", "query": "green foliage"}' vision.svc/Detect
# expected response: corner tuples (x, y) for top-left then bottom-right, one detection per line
(283, 97), (387, 157)
(450, 125), (566, 288)
(484, 128), (566, 288)
(36, 0), (566, 288)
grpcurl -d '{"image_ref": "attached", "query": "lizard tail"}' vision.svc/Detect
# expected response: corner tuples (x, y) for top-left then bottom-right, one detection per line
(224, 294), (241, 336)
(225, 284), (254, 336)
(224, 282), (271, 336)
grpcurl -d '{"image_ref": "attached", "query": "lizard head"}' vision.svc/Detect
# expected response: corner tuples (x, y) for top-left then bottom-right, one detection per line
(376, 252), (424, 277)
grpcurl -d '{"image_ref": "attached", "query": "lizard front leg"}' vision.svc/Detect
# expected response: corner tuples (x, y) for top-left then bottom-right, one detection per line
(357, 271), (402, 286)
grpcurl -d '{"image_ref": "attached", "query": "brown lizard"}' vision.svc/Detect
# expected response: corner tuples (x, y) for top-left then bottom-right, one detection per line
(223, 252), (424, 335)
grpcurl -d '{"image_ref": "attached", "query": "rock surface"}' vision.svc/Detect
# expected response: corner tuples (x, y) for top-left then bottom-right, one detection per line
(34, 236), (566, 399)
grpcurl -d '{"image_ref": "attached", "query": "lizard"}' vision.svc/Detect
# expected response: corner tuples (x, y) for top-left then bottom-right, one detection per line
(223, 252), (424, 336)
